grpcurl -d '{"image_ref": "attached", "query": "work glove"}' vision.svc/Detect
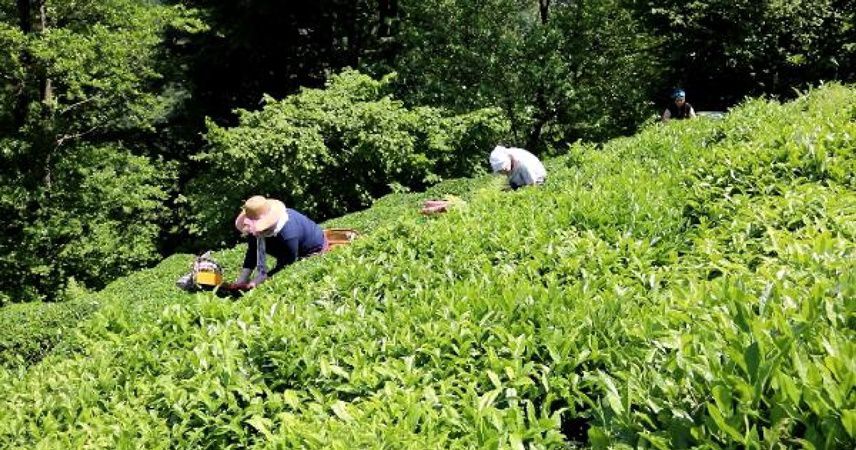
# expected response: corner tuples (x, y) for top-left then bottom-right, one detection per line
(420, 199), (449, 215)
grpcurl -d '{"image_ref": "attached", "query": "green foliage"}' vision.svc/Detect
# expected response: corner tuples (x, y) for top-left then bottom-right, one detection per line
(0, 143), (173, 303)
(0, 174), (494, 371)
(2, 0), (201, 137)
(176, 0), (854, 151)
(324, 175), (495, 233)
(187, 70), (509, 246)
(1, 84), (853, 448)
(0, 295), (98, 370)
(0, 0), (202, 302)
(39, 145), (173, 287)
(5, 0), (850, 305)
(543, 2), (663, 143)
(379, 0), (660, 149)
(0, 23), (25, 132)
(628, 0), (856, 104)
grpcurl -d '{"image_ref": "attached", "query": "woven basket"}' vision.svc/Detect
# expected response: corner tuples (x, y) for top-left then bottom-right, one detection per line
(324, 228), (359, 249)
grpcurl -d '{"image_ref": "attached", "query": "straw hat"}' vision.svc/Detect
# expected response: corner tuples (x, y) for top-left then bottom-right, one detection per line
(234, 196), (287, 236)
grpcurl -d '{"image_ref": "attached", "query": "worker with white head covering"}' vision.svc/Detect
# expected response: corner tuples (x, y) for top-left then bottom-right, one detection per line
(489, 145), (546, 190)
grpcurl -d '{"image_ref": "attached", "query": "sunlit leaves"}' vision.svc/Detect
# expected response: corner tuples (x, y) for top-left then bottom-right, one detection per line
(0, 1), (198, 302)
(0, 84), (853, 448)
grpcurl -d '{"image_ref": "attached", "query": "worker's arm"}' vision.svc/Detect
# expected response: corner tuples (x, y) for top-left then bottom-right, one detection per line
(662, 108), (672, 122)
(242, 236), (257, 269)
(689, 106), (697, 118)
(235, 268), (253, 284)
(236, 237), (257, 283)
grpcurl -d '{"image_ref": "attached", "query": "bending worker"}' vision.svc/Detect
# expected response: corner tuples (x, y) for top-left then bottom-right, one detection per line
(489, 145), (547, 189)
(662, 89), (696, 122)
(234, 196), (328, 288)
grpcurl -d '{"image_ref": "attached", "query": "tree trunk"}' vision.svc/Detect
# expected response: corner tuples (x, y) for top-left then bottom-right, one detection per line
(526, 89), (552, 151)
(538, 0), (551, 25)
(17, 0), (55, 188)
(13, 0), (32, 128)
(376, 0), (398, 64)
(379, 0), (390, 37)
(17, 0), (31, 32)
(339, 2), (360, 68)
(15, 1), (53, 110)
(528, 0), (553, 150)
(378, 0), (398, 38)
(35, 1), (53, 105)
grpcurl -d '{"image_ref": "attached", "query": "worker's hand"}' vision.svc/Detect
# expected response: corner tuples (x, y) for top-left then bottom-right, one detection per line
(227, 282), (250, 291)
(247, 275), (267, 289)
(235, 268), (252, 285)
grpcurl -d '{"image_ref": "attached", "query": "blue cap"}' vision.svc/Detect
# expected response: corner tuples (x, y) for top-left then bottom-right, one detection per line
(672, 89), (686, 99)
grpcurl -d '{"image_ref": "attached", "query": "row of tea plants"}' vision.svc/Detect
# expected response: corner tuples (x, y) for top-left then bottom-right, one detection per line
(0, 84), (853, 448)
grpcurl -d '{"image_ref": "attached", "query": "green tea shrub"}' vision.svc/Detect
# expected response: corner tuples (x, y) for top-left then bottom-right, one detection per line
(0, 297), (98, 369)
(0, 175), (492, 370)
(0, 84), (852, 449)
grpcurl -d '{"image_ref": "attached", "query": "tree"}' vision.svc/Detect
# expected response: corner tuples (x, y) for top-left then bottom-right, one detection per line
(0, 1), (200, 302)
(175, 0), (386, 126)
(626, 0), (856, 108)
(371, 0), (659, 150)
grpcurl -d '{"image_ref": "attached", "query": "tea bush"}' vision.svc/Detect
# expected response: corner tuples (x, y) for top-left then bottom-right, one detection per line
(0, 174), (493, 371)
(0, 84), (853, 448)
(0, 297), (98, 369)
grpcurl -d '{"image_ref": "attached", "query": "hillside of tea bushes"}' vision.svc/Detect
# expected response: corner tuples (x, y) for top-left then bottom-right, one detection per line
(0, 176), (492, 370)
(0, 85), (853, 448)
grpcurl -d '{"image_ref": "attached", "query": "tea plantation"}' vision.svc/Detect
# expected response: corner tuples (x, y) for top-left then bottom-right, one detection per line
(0, 85), (853, 448)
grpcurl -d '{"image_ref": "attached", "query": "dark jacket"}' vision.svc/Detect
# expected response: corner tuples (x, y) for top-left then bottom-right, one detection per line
(666, 102), (694, 120)
(242, 208), (325, 275)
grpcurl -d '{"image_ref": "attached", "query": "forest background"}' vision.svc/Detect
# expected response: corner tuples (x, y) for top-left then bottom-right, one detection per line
(2, 0), (854, 302)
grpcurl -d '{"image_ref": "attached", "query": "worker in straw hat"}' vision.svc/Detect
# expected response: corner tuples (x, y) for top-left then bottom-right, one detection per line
(489, 145), (547, 190)
(234, 196), (328, 288)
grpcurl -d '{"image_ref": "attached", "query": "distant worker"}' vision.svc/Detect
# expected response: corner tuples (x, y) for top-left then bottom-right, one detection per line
(662, 89), (696, 122)
(234, 196), (328, 288)
(489, 145), (547, 189)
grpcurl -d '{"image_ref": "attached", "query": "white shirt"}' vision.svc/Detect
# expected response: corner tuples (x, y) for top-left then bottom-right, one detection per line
(506, 147), (546, 188)
(273, 210), (289, 234)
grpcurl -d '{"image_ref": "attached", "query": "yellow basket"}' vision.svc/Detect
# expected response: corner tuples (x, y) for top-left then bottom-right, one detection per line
(196, 270), (223, 287)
